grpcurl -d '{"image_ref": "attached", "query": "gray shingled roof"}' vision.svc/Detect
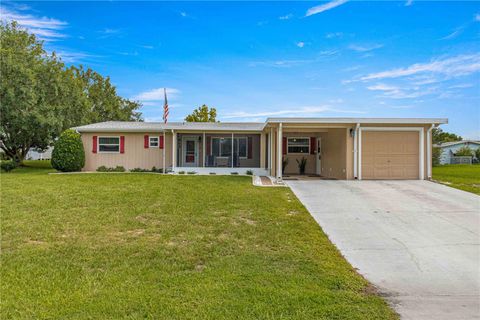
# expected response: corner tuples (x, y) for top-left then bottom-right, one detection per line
(74, 121), (266, 132)
(434, 140), (480, 148)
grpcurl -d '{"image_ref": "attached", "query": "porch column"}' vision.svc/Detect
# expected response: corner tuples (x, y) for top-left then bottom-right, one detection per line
(260, 132), (265, 169)
(358, 128), (362, 180)
(162, 130), (166, 174)
(269, 127), (274, 175)
(427, 124), (434, 179)
(231, 133), (234, 168)
(172, 129), (176, 172)
(202, 132), (206, 167)
(276, 123), (282, 180)
(353, 123), (360, 179)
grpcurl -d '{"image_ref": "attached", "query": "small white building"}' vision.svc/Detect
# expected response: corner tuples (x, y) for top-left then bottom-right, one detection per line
(26, 146), (53, 160)
(435, 140), (480, 164)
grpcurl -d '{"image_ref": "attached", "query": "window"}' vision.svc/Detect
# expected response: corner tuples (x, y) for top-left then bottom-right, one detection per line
(211, 137), (248, 158)
(149, 136), (159, 148)
(287, 137), (309, 154)
(98, 137), (120, 153)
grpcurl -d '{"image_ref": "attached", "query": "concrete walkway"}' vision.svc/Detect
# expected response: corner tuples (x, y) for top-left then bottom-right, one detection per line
(286, 180), (480, 320)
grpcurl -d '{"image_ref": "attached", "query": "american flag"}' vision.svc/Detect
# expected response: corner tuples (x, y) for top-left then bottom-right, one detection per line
(162, 88), (169, 123)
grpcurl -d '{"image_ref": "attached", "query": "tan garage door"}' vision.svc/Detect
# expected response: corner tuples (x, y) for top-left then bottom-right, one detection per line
(361, 131), (419, 180)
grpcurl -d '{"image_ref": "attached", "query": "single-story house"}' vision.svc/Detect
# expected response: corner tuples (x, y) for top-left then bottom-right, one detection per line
(435, 140), (480, 165)
(74, 117), (448, 180)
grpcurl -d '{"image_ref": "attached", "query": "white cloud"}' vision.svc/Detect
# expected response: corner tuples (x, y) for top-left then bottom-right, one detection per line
(1, 6), (67, 41)
(367, 83), (438, 99)
(325, 32), (343, 39)
(448, 83), (474, 89)
(222, 105), (364, 119)
(180, 12), (187, 17)
(54, 50), (95, 63)
(475, 13), (480, 21)
(279, 14), (293, 20)
(348, 43), (383, 52)
(133, 88), (180, 101)
(360, 54), (480, 81)
(440, 27), (463, 40)
(405, 0), (413, 6)
(305, 0), (348, 17)
(296, 41), (305, 48)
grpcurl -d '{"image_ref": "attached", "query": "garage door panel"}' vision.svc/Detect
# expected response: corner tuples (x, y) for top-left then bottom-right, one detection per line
(362, 131), (419, 180)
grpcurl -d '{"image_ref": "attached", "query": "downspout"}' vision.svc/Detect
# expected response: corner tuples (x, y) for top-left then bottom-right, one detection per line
(353, 123), (360, 179)
(427, 124), (434, 179)
(276, 123), (283, 181)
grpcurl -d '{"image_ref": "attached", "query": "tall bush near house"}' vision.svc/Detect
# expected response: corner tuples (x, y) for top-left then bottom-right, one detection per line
(51, 130), (85, 172)
(475, 148), (480, 161)
(455, 146), (473, 157)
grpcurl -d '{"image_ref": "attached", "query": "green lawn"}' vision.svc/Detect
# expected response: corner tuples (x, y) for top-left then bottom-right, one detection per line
(1, 167), (397, 320)
(432, 164), (480, 195)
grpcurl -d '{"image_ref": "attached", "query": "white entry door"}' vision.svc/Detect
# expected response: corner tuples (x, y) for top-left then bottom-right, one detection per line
(316, 138), (322, 175)
(182, 137), (198, 167)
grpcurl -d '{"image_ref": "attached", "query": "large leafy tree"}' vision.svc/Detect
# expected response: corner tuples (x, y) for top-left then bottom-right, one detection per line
(0, 22), (142, 163)
(185, 104), (217, 122)
(432, 128), (462, 144)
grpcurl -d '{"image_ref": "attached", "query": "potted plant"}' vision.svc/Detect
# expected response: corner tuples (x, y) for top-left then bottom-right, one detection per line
(282, 157), (288, 174)
(296, 157), (307, 175)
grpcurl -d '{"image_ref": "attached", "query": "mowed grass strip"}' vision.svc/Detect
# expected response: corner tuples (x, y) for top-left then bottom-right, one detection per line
(433, 164), (480, 195)
(1, 167), (397, 319)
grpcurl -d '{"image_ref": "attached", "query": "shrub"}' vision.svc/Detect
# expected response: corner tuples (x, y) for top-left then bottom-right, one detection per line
(51, 129), (85, 172)
(96, 165), (125, 172)
(231, 172), (238, 175)
(296, 157), (307, 175)
(187, 171), (196, 175)
(246, 170), (253, 175)
(455, 146), (474, 157)
(282, 157), (288, 174)
(178, 171), (185, 174)
(475, 148), (480, 160)
(131, 167), (149, 172)
(1, 160), (17, 172)
(151, 166), (163, 173)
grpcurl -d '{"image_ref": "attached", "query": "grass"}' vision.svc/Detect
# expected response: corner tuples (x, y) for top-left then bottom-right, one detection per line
(432, 164), (480, 195)
(1, 167), (397, 320)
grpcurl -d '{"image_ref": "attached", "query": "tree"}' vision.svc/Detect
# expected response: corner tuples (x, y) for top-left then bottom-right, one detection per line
(185, 105), (217, 122)
(51, 129), (85, 172)
(0, 22), (142, 164)
(455, 146), (473, 157)
(475, 148), (480, 160)
(432, 147), (442, 166)
(432, 128), (462, 144)
(71, 66), (142, 123)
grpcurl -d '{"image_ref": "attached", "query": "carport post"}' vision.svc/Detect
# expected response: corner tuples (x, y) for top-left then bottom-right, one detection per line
(426, 124), (434, 179)
(353, 123), (360, 179)
(358, 128), (362, 180)
(276, 123), (283, 181)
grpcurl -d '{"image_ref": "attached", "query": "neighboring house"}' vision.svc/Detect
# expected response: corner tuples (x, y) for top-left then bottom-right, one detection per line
(435, 140), (480, 165)
(74, 117), (448, 180)
(26, 146), (53, 160)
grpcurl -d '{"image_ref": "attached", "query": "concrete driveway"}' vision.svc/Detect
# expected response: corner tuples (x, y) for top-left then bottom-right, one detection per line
(286, 180), (480, 320)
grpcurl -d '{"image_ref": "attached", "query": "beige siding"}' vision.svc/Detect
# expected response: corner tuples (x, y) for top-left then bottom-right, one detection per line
(82, 132), (172, 171)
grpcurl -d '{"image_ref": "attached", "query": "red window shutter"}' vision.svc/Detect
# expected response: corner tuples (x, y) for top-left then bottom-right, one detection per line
(120, 136), (125, 153)
(92, 136), (97, 153)
(206, 136), (211, 155)
(144, 135), (149, 148)
(247, 137), (253, 159)
(282, 137), (287, 155)
(310, 137), (316, 154)
(159, 136), (164, 149)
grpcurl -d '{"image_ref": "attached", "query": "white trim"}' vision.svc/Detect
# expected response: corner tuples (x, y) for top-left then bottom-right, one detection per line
(162, 131), (166, 174)
(98, 136), (120, 153)
(202, 132), (206, 167)
(358, 127), (425, 180)
(286, 136), (310, 155)
(276, 123), (282, 180)
(353, 123), (360, 179)
(209, 136), (248, 159)
(266, 117), (448, 124)
(148, 136), (160, 148)
(172, 130), (176, 171)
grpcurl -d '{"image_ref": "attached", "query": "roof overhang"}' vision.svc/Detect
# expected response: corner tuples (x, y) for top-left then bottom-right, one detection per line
(265, 117), (448, 124)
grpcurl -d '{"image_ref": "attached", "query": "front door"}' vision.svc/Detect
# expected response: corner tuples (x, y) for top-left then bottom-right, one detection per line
(182, 137), (198, 167)
(316, 138), (322, 175)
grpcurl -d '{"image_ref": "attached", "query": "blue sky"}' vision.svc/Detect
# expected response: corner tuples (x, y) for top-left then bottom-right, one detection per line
(2, 1), (479, 138)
